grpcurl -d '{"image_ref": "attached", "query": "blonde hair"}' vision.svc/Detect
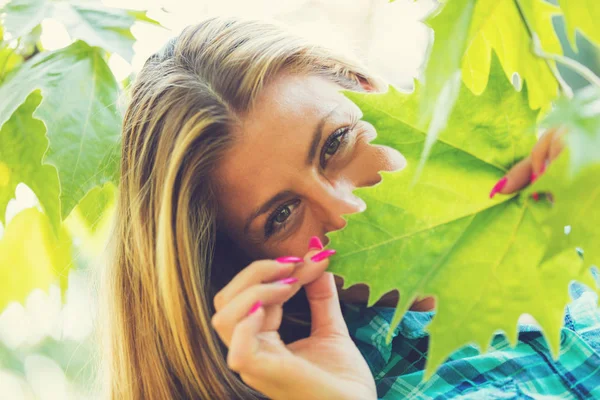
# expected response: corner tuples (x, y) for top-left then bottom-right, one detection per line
(98, 16), (386, 399)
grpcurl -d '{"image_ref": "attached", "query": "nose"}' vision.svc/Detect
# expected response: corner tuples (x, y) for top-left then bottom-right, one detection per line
(312, 179), (367, 232)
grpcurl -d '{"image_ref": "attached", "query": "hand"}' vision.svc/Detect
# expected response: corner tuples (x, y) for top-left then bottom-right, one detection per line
(490, 127), (567, 199)
(211, 239), (377, 400)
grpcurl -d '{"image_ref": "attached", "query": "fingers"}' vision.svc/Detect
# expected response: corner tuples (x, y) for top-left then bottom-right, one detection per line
(212, 281), (298, 347)
(497, 156), (532, 194)
(226, 304), (266, 372)
(213, 236), (333, 347)
(530, 128), (555, 176)
(292, 246), (336, 286)
(305, 272), (349, 337)
(214, 258), (301, 312)
(548, 128), (566, 163)
(490, 127), (567, 198)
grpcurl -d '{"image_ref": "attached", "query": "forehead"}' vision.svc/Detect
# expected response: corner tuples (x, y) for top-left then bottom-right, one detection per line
(243, 73), (346, 135)
(214, 73), (349, 231)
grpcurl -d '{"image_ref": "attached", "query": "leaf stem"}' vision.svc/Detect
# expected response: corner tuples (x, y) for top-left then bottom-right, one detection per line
(531, 34), (600, 91)
(513, 0), (574, 98)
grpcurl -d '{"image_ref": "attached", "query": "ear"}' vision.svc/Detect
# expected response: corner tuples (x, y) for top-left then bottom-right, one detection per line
(357, 75), (375, 92)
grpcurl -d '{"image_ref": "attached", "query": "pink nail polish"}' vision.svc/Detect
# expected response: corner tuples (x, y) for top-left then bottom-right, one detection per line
(311, 249), (336, 262)
(248, 300), (262, 316)
(530, 173), (540, 200)
(277, 277), (298, 285)
(531, 172), (538, 183)
(489, 177), (508, 199)
(276, 256), (303, 264)
(308, 236), (324, 251)
(540, 163), (547, 174)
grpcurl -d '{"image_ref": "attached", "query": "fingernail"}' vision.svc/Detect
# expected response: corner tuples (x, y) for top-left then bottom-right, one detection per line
(248, 300), (262, 316)
(531, 172), (538, 183)
(530, 173), (540, 201)
(276, 256), (303, 264)
(489, 177), (508, 199)
(311, 249), (336, 262)
(540, 163), (547, 174)
(277, 277), (298, 285)
(308, 236), (324, 251)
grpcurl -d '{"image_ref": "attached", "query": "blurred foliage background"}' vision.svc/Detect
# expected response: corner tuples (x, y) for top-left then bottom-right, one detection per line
(0, 0), (597, 398)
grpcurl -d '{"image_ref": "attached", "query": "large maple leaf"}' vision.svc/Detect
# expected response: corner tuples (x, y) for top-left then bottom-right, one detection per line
(326, 55), (597, 378)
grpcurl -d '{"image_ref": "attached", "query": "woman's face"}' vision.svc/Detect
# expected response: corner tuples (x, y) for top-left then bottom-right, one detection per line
(215, 73), (406, 259)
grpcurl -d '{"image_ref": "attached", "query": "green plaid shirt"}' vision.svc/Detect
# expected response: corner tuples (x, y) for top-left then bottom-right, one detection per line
(342, 282), (600, 399)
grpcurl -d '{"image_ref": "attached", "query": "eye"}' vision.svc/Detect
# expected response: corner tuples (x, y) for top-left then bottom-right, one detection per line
(320, 127), (350, 167)
(265, 199), (300, 238)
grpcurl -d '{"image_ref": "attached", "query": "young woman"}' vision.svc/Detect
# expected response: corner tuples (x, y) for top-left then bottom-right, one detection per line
(99, 16), (600, 399)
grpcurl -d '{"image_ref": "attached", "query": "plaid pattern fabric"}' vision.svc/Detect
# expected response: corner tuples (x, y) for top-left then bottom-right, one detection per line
(342, 282), (600, 399)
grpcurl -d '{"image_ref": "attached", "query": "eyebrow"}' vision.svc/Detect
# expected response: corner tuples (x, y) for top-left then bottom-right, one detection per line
(242, 105), (341, 236)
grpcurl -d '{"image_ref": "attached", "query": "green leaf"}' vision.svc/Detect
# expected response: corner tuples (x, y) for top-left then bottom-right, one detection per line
(0, 0), (49, 41)
(126, 9), (161, 26)
(0, 90), (60, 233)
(0, 40), (122, 228)
(2, 0), (161, 62)
(420, 0), (475, 122)
(0, 207), (72, 312)
(527, 87), (600, 269)
(558, 0), (600, 49)
(326, 54), (590, 378)
(417, 0), (475, 174)
(76, 181), (117, 233)
(461, 0), (562, 110)
(0, 45), (23, 81)
(49, 1), (139, 62)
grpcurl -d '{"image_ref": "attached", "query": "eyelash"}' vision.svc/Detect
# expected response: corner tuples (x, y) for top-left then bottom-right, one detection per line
(264, 125), (353, 238)
(320, 126), (351, 168)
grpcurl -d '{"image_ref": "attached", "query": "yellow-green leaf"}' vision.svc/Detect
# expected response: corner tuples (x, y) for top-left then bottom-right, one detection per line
(0, 41), (122, 227)
(527, 87), (600, 269)
(0, 207), (71, 311)
(558, 0), (600, 49)
(0, 90), (60, 233)
(2, 0), (162, 62)
(462, 0), (562, 110)
(326, 55), (591, 378)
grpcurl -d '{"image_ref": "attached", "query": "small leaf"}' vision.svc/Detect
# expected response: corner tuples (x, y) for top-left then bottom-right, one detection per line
(49, 1), (139, 62)
(419, 0), (475, 124)
(2, 0), (162, 62)
(126, 10), (162, 26)
(0, 41), (122, 225)
(0, 207), (72, 311)
(0, 90), (60, 233)
(0, 0), (49, 40)
(558, 0), (600, 49)
(527, 87), (600, 269)
(417, 0), (475, 174)
(461, 0), (562, 110)
(0, 45), (23, 81)
(76, 181), (117, 233)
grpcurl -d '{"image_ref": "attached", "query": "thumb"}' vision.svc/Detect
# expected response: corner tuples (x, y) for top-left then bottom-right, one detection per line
(304, 271), (349, 337)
